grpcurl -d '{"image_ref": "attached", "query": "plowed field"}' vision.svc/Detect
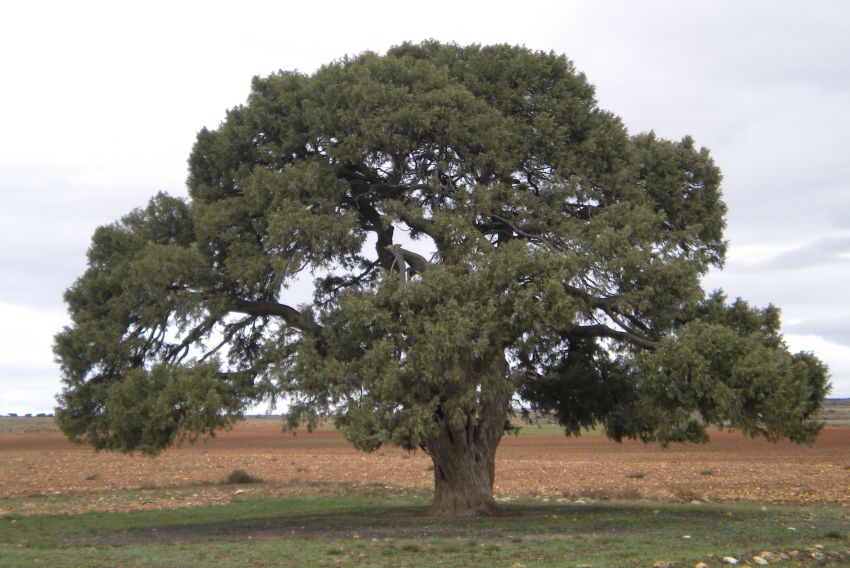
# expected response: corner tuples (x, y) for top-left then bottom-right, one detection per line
(1, 419), (847, 515)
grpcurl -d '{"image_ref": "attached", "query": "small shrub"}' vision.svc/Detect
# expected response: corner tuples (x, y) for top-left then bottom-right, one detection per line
(625, 471), (646, 479)
(85, 474), (98, 481)
(699, 467), (716, 476)
(670, 485), (700, 503)
(224, 469), (262, 484)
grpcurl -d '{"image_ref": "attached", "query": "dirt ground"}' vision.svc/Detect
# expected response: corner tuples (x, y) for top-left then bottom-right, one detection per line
(0, 419), (847, 515)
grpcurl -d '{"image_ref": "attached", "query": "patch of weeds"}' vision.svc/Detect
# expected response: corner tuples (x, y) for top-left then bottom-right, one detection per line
(699, 467), (716, 476)
(824, 530), (844, 539)
(670, 485), (700, 502)
(85, 474), (98, 481)
(625, 471), (646, 479)
(326, 548), (344, 555)
(223, 469), (262, 485)
(401, 543), (420, 552)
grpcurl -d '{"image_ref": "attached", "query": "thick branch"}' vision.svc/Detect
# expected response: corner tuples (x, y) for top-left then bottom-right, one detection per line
(384, 245), (430, 280)
(572, 324), (658, 350)
(228, 298), (322, 336)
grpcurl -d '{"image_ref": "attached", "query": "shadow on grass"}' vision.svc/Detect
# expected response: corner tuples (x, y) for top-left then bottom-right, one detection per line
(3, 497), (847, 551)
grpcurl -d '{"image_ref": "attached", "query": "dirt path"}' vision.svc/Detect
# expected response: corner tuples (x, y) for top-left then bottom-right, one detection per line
(1, 420), (847, 514)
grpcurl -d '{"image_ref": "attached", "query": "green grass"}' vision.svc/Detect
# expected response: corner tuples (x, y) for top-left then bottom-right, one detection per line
(0, 416), (55, 434)
(1, 495), (847, 567)
(513, 423), (601, 437)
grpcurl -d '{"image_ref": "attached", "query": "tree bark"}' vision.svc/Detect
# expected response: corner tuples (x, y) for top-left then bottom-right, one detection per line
(425, 423), (500, 516)
(422, 378), (511, 516)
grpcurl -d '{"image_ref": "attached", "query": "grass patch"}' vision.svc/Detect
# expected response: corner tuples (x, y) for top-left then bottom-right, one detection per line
(0, 416), (55, 433)
(513, 423), (602, 437)
(1, 495), (847, 567)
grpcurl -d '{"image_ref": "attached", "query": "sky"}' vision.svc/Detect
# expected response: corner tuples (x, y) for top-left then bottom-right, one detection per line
(1, 0), (848, 414)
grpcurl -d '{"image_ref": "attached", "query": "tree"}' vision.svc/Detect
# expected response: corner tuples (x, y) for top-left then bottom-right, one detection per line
(55, 42), (829, 516)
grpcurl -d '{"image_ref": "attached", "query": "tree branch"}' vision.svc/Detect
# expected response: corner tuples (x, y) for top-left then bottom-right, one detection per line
(383, 245), (430, 280)
(228, 298), (321, 336)
(572, 324), (657, 350)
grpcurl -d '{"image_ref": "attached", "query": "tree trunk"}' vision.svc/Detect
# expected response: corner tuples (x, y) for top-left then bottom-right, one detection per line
(425, 422), (501, 515)
(423, 377), (511, 516)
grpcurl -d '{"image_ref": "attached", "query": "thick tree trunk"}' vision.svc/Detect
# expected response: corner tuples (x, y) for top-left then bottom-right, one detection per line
(423, 374), (511, 516)
(425, 422), (501, 516)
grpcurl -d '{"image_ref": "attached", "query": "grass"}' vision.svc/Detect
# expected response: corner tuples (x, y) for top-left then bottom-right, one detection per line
(512, 423), (602, 437)
(0, 416), (55, 434)
(1, 495), (847, 567)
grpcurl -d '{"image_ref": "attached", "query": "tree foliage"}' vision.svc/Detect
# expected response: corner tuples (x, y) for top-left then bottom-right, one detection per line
(56, 42), (828, 506)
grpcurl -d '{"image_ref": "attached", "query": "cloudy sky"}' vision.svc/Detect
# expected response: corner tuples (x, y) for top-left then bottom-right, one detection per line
(1, 0), (848, 414)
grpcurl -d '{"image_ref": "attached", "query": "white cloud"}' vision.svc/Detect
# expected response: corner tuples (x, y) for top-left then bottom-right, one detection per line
(785, 335), (850, 397)
(0, 304), (67, 368)
(0, 304), (68, 414)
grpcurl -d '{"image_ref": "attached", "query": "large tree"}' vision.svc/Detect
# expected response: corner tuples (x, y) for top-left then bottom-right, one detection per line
(55, 42), (829, 516)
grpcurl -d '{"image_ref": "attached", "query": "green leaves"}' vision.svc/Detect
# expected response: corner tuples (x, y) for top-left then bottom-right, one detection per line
(605, 300), (829, 445)
(57, 361), (246, 454)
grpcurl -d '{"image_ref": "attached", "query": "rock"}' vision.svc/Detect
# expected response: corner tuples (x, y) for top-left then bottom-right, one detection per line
(721, 557), (739, 565)
(682, 534), (692, 539)
(690, 500), (702, 505)
(653, 562), (675, 568)
(811, 552), (826, 561)
(574, 499), (587, 504)
(758, 552), (774, 561)
(753, 556), (769, 565)
(788, 550), (800, 559)
(814, 544), (826, 551)
(695, 563), (709, 568)
(232, 489), (245, 496)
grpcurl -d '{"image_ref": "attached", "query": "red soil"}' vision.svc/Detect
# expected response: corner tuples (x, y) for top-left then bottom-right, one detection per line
(1, 420), (847, 514)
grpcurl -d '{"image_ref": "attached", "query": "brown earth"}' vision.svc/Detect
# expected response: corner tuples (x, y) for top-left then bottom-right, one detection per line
(0, 419), (847, 515)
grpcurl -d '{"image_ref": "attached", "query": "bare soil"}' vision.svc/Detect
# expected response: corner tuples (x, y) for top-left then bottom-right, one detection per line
(0, 418), (847, 515)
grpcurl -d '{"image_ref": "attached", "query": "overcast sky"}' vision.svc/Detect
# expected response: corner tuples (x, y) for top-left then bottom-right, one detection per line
(1, 0), (848, 414)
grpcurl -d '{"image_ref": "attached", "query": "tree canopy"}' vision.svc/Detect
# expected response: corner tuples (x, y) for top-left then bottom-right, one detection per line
(55, 42), (829, 515)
